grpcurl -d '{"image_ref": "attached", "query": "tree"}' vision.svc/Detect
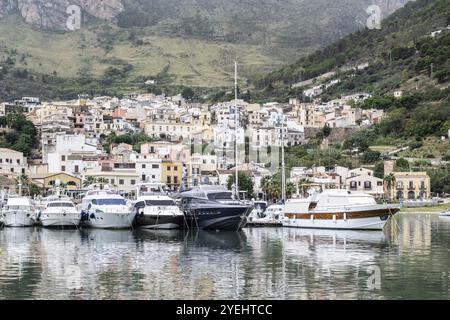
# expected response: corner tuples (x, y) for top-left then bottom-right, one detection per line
(322, 125), (332, 138)
(396, 158), (410, 171)
(227, 172), (254, 199)
(374, 161), (384, 179)
(83, 176), (98, 188)
(181, 87), (195, 101)
(361, 151), (381, 164)
(383, 173), (396, 201)
(261, 174), (296, 202)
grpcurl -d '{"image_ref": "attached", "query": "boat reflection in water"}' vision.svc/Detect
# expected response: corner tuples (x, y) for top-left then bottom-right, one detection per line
(3, 214), (450, 299)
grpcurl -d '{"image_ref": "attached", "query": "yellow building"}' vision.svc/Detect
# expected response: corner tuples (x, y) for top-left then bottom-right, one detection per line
(391, 172), (431, 200)
(162, 160), (183, 191)
(31, 173), (82, 191)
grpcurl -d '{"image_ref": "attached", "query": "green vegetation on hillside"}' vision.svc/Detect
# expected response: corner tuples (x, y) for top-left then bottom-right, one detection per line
(253, 0), (449, 99)
(0, 114), (37, 157)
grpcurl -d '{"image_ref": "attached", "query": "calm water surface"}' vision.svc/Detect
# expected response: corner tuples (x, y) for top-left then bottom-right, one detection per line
(1, 213), (450, 300)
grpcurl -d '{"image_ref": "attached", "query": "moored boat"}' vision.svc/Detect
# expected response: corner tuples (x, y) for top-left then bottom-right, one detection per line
(80, 190), (135, 229)
(177, 185), (253, 231)
(1, 196), (35, 227)
(247, 203), (284, 227)
(439, 210), (450, 217)
(37, 195), (80, 228)
(282, 190), (401, 230)
(133, 183), (185, 229)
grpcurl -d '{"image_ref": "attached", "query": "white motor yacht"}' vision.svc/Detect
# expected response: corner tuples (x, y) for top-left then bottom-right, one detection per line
(133, 183), (184, 229)
(37, 195), (80, 228)
(247, 201), (268, 223)
(252, 204), (284, 226)
(1, 197), (35, 227)
(282, 189), (401, 230)
(80, 190), (135, 229)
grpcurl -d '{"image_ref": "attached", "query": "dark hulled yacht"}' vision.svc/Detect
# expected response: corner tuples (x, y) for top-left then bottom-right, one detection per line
(177, 185), (252, 231)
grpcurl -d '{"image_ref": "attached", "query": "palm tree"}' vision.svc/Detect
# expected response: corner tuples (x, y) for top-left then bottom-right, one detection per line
(19, 174), (30, 186)
(96, 177), (109, 190)
(383, 173), (396, 202)
(286, 182), (296, 199)
(83, 176), (98, 188)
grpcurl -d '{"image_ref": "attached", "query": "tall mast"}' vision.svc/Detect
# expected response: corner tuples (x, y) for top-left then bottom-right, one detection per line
(234, 61), (239, 200)
(281, 121), (286, 203)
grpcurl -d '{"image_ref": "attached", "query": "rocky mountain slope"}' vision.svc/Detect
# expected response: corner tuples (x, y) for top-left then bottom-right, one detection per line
(0, 0), (122, 29)
(0, 0), (411, 99)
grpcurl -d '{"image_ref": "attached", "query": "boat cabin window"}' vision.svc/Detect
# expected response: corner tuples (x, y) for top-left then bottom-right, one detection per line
(93, 199), (127, 206)
(135, 201), (145, 209)
(254, 202), (267, 211)
(48, 202), (74, 208)
(5, 205), (31, 211)
(145, 200), (176, 206)
(207, 192), (233, 201)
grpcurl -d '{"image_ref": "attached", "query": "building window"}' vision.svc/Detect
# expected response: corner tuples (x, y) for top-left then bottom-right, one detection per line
(131, 180), (136, 185)
(364, 181), (372, 189)
(174, 166), (178, 171)
(174, 176), (179, 184)
(167, 177), (172, 184)
(142, 164), (146, 169)
(119, 179), (124, 185)
(75, 165), (79, 173)
(167, 166), (171, 171)
(61, 166), (66, 172)
(142, 174), (146, 181)
(110, 179), (115, 185)
(350, 181), (357, 189)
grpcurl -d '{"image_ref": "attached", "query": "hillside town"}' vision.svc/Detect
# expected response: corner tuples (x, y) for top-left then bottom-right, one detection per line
(0, 92), (433, 203)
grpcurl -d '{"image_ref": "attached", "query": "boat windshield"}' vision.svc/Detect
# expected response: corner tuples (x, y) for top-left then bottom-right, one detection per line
(207, 192), (233, 201)
(48, 202), (74, 208)
(93, 199), (127, 206)
(145, 200), (176, 206)
(254, 202), (267, 211)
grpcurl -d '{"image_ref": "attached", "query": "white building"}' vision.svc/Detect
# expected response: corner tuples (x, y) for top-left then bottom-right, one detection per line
(0, 148), (27, 177)
(133, 155), (162, 183)
(47, 134), (100, 175)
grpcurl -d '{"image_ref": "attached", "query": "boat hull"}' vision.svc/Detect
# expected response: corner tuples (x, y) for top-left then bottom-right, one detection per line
(40, 212), (81, 228)
(85, 211), (136, 229)
(183, 206), (252, 231)
(2, 211), (35, 227)
(283, 207), (400, 231)
(134, 214), (185, 230)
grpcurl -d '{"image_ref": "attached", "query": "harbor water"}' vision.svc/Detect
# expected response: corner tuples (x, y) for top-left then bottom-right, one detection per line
(1, 213), (450, 300)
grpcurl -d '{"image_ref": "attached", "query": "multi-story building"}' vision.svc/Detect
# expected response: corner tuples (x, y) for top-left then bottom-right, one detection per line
(346, 168), (384, 199)
(0, 148), (27, 177)
(391, 172), (431, 200)
(162, 160), (183, 191)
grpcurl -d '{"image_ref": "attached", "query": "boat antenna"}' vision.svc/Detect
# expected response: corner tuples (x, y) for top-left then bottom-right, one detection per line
(234, 61), (239, 200)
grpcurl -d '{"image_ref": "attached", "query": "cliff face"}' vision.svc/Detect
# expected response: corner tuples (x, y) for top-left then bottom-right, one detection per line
(0, 0), (123, 29)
